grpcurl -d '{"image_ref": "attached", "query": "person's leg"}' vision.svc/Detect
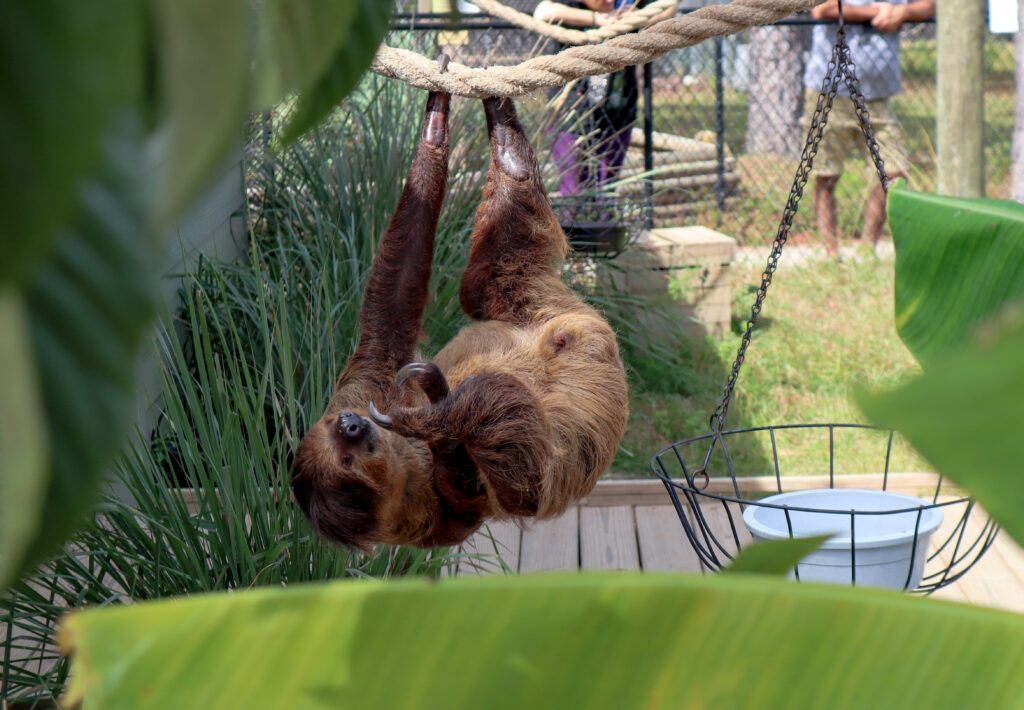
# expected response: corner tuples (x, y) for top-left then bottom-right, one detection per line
(814, 175), (840, 253)
(862, 170), (906, 244)
(861, 98), (911, 245)
(804, 92), (848, 254)
(550, 129), (587, 198)
(596, 126), (631, 186)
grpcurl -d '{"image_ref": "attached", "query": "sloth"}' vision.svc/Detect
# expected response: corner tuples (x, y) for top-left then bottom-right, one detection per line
(290, 89), (629, 550)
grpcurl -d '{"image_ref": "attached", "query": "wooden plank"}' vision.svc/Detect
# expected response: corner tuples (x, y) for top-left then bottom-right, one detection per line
(580, 506), (640, 571)
(933, 508), (1024, 613)
(518, 508), (580, 572)
(635, 505), (704, 574)
(456, 520), (522, 576)
(585, 473), (946, 507)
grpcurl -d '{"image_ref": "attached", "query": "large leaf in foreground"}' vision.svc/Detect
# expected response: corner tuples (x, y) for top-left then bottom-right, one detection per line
(62, 574), (1024, 709)
(279, 0), (394, 143)
(8, 122), (157, 586)
(859, 318), (1024, 547)
(152, 0), (248, 219)
(888, 186), (1024, 365)
(0, 292), (49, 589)
(0, 0), (141, 285)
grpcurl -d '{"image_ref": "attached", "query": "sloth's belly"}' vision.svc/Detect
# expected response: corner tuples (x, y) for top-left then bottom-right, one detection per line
(432, 311), (625, 395)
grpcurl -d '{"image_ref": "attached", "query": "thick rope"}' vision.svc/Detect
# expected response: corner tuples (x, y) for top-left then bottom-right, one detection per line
(373, 0), (818, 98)
(470, 0), (680, 45)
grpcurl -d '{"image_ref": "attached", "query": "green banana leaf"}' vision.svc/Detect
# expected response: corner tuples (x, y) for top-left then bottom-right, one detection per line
(725, 536), (829, 575)
(278, 0), (395, 143)
(2, 122), (158, 591)
(153, 0), (248, 220)
(858, 318), (1024, 547)
(888, 186), (1024, 366)
(0, 1), (393, 592)
(0, 0), (142, 286)
(0, 292), (49, 588)
(62, 574), (1024, 710)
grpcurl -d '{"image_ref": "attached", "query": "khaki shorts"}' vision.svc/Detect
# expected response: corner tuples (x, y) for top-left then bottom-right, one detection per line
(802, 94), (910, 178)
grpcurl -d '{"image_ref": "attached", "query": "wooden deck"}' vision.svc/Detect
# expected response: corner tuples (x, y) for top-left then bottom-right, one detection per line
(453, 478), (1024, 614)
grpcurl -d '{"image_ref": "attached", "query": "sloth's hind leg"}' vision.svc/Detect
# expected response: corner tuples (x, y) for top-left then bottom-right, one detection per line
(459, 98), (577, 327)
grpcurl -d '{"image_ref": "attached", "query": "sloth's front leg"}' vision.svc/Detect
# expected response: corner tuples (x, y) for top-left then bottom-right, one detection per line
(369, 371), (551, 517)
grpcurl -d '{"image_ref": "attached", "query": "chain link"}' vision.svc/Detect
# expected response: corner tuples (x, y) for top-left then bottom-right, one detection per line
(705, 12), (886, 439)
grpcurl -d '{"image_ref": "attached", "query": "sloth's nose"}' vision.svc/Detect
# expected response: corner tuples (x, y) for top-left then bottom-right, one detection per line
(338, 411), (369, 442)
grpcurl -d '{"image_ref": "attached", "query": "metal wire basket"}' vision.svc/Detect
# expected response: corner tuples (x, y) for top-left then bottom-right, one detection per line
(555, 192), (647, 259)
(650, 424), (998, 593)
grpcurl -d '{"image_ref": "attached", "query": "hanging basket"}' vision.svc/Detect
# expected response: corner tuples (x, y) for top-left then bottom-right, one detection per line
(555, 192), (645, 259)
(650, 424), (998, 593)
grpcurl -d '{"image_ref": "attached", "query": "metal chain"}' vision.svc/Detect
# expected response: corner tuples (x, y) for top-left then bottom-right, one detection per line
(704, 3), (887, 443)
(840, 44), (891, 190)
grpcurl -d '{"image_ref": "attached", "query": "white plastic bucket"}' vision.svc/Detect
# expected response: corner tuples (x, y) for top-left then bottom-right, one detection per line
(741, 489), (944, 590)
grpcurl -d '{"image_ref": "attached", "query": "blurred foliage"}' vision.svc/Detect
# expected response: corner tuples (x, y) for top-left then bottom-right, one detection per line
(0, 0), (394, 594)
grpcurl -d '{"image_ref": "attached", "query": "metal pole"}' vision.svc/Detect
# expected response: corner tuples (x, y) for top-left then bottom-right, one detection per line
(714, 37), (726, 211)
(643, 61), (655, 229)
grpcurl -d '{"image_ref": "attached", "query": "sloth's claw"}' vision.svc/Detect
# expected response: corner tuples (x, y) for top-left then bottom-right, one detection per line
(396, 362), (430, 389)
(396, 361), (450, 403)
(367, 401), (393, 430)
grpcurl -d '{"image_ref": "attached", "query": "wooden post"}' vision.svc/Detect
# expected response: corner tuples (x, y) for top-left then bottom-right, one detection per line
(1012, 0), (1024, 202)
(937, 0), (986, 197)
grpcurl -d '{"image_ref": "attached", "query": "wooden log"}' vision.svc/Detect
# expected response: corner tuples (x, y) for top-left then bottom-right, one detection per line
(617, 171), (741, 197)
(629, 128), (719, 160)
(937, 0), (985, 197)
(616, 158), (737, 181)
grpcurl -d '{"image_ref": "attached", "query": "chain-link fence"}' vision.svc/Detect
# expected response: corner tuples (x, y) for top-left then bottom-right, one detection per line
(391, 3), (1016, 244)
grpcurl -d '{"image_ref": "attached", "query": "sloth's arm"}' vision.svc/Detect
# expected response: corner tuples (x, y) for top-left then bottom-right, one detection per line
(332, 90), (450, 411)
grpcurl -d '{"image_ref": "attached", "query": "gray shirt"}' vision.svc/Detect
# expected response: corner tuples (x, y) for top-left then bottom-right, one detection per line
(803, 0), (906, 99)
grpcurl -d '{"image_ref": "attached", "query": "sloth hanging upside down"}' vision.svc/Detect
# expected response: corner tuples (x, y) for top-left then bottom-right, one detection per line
(291, 88), (629, 550)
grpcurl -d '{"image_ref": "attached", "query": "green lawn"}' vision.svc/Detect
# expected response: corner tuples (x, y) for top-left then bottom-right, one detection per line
(610, 249), (931, 479)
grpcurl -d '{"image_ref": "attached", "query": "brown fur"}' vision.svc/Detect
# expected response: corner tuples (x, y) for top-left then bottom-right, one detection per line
(291, 94), (629, 550)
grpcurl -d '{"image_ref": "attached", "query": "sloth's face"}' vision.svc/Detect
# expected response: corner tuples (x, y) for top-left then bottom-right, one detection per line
(290, 410), (398, 550)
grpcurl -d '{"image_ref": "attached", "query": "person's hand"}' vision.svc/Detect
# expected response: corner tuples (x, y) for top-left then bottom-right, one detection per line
(871, 1), (906, 31)
(811, 0), (839, 19)
(614, 1), (638, 19)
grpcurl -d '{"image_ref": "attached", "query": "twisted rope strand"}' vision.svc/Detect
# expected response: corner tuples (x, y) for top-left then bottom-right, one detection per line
(373, 0), (818, 97)
(470, 0), (680, 45)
